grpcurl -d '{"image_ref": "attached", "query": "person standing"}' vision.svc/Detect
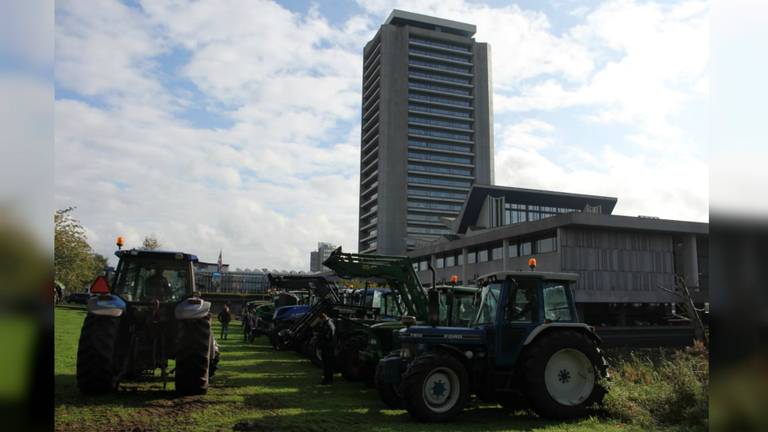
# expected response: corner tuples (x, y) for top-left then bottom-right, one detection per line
(218, 303), (232, 340)
(317, 312), (336, 385)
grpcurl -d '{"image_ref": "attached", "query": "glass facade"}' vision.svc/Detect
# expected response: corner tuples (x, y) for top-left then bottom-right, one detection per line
(504, 203), (579, 225)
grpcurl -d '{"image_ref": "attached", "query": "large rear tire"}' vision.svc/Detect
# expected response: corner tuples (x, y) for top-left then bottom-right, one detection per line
(175, 317), (212, 395)
(375, 354), (403, 409)
(522, 330), (607, 419)
(76, 314), (121, 394)
(400, 353), (469, 422)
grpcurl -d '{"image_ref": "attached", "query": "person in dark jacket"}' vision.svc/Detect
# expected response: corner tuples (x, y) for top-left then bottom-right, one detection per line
(317, 312), (336, 385)
(218, 304), (232, 340)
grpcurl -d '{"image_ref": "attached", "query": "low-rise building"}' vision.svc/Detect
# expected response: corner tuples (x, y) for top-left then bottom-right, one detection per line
(407, 184), (708, 325)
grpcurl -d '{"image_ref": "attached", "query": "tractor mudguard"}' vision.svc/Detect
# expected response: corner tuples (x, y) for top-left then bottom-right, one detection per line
(175, 297), (212, 320)
(379, 355), (404, 385)
(523, 323), (601, 346)
(86, 294), (126, 317)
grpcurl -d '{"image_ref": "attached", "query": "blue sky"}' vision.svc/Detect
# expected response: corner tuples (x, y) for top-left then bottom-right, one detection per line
(50, 0), (710, 270)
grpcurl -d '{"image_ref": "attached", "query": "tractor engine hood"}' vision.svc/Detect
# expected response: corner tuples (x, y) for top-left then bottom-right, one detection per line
(397, 325), (485, 345)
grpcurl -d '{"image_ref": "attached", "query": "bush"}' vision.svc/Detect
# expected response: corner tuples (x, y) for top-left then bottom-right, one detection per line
(604, 341), (708, 430)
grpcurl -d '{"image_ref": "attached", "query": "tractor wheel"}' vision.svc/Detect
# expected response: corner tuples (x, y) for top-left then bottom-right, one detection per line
(208, 337), (220, 379)
(400, 353), (469, 422)
(522, 330), (607, 420)
(175, 317), (212, 395)
(339, 335), (368, 382)
(76, 314), (121, 394)
(375, 355), (402, 409)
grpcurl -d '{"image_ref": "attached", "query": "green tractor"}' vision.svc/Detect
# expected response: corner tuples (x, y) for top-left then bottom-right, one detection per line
(322, 249), (480, 389)
(76, 249), (219, 395)
(377, 270), (608, 422)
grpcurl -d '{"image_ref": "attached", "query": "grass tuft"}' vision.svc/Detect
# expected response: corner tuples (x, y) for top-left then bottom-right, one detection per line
(603, 341), (708, 431)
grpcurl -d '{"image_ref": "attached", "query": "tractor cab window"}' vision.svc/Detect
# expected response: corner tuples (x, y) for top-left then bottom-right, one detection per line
(543, 283), (573, 321)
(113, 257), (189, 302)
(453, 292), (478, 326)
(371, 290), (382, 309)
(380, 292), (402, 317)
(474, 283), (501, 325)
(507, 279), (538, 322)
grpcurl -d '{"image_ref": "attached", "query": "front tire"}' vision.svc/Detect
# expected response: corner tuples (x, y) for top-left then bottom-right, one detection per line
(522, 330), (607, 419)
(400, 353), (469, 422)
(76, 314), (121, 394)
(375, 354), (403, 408)
(175, 317), (212, 395)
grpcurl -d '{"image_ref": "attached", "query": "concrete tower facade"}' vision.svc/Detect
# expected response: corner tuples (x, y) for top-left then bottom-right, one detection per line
(358, 10), (494, 255)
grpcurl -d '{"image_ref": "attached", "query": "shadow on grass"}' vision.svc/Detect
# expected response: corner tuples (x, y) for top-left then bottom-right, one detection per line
(231, 404), (568, 432)
(55, 373), (228, 411)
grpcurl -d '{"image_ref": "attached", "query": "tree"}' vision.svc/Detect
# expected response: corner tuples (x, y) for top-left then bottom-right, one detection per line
(54, 207), (103, 292)
(141, 235), (160, 250)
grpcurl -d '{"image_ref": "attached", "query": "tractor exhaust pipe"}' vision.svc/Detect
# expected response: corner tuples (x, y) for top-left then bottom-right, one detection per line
(427, 262), (439, 327)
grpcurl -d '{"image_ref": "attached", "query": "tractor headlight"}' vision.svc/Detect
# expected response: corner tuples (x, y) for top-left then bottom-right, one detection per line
(400, 347), (412, 358)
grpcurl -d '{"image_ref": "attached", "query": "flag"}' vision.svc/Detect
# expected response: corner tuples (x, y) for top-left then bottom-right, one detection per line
(217, 250), (223, 273)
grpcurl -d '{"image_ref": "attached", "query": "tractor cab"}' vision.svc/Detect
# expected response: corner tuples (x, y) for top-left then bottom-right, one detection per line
(472, 271), (580, 365)
(77, 246), (218, 396)
(110, 249), (198, 304)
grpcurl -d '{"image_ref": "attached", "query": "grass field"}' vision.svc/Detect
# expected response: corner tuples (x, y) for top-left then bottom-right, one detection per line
(55, 307), (682, 432)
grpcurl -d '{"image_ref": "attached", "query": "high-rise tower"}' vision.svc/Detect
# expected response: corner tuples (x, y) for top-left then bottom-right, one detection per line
(358, 10), (494, 255)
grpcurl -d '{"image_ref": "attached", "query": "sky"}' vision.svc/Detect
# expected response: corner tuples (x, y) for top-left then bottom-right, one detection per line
(49, 0), (710, 271)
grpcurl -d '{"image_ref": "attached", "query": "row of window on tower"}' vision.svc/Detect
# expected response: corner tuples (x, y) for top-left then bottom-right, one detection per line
(407, 163), (472, 177)
(409, 92), (472, 108)
(408, 127), (472, 142)
(408, 150), (472, 165)
(408, 139), (472, 153)
(408, 114), (472, 130)
(408, 103), (472, 118)
(409, 36), (472, 53)
(411, 235), (558, 271)
(407, 175), (472, 188)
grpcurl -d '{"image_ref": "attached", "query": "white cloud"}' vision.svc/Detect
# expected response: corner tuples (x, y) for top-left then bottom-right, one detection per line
(502, 1), (709, 143)
(0, 0), (53, 69)
(356, 0), (594, 86)
(55, 0), (364, 269)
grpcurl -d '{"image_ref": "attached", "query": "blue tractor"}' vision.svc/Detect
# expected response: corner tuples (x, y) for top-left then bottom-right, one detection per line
(76, 248), (219, 395)
(378, 270), (608, 422)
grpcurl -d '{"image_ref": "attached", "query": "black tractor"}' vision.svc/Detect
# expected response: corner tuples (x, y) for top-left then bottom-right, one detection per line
(76, 248), (220, 395)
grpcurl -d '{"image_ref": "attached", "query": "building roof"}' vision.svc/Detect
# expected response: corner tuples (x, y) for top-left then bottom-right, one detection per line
(115, 249), (199, 262)
(455, 184), (618, 234)
(385, 9), (476, 37)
